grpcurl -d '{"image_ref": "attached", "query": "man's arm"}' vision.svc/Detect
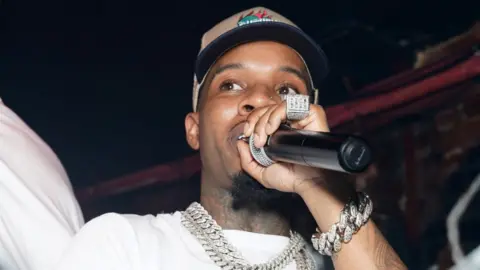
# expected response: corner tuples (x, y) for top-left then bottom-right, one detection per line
(299, 183), (407, 270)
(0, 99), (84, 270)
(235, 100), (407, 269)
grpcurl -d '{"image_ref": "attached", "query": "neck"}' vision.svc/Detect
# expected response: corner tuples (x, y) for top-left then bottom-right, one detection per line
(199, 181), (291, 237)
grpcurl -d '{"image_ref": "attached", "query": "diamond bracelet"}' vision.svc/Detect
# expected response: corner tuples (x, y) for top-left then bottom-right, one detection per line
(311, 192), (373, 256)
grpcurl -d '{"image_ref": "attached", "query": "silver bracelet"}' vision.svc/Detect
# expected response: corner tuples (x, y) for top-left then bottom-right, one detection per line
(311, 192), (373, 256)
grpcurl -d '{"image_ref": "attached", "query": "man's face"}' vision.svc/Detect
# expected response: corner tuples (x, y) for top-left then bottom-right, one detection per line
(185, 41), (310, 197)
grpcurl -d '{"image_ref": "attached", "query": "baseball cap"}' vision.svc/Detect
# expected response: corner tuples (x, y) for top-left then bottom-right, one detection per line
(192, 7), (329, 111)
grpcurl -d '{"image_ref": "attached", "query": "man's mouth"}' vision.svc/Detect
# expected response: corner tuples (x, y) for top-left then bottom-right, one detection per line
(237, 134), (249, 142)
(228, 122), (248, 149)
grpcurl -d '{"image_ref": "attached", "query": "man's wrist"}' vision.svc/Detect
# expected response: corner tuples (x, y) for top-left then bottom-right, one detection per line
(298, 182), (346, 232)
(296, 175), (352, 204)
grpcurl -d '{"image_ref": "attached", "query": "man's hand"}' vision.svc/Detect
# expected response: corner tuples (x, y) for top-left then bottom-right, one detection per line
(236, 100), (407, 270)
(236, 101), (331, 195)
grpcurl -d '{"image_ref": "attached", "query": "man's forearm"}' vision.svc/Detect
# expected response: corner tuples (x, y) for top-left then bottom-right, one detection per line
(298, 184), (407, 270)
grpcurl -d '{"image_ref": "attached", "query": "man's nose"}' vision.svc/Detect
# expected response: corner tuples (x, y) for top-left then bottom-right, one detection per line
(238, 87), (280, 115)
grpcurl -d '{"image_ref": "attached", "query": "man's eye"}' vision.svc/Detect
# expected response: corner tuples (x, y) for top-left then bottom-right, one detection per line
(277, 85), (298, 95)
(220, 81), (243, 91)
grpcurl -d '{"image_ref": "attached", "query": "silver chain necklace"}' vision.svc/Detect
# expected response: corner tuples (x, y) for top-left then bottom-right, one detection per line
(181, 202), (314, 270)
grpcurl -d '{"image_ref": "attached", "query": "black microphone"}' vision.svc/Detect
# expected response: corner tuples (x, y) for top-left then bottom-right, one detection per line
(243, 124), (373, 173)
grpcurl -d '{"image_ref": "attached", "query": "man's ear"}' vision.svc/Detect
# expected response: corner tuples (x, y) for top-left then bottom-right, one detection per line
(185, 112), (200, 150)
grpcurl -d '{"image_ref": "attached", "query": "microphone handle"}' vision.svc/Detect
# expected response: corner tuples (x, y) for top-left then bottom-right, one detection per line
(251, 125), (372, 173)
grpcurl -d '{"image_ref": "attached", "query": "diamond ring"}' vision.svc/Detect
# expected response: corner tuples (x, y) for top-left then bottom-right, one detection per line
(281, 94), (310, 121)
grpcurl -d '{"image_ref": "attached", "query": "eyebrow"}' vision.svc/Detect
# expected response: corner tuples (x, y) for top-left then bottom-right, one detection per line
(278, 66), (309, 86)
(211, 63), (309, 86)
(213, 63), (245, 76)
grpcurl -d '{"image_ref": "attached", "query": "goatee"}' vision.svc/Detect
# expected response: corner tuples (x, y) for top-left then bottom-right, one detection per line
(229, 170), (317, 240)
(230, 171), (292, 211)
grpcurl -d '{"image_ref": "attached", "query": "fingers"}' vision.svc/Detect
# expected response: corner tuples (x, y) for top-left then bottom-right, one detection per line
(265, 102), (287, 135)
(244, 106), (270, 137)
(244, 103), (330, 149)
(243, 102), (287, 148)
(252, 105), (280, 148)
(236, 140), (265, 183)
(291, 105), (330, 132)
(237, 139), (293, 190)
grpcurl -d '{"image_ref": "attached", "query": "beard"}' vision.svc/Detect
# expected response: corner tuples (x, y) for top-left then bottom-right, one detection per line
(229, 170), (295, 213)
(229, 170), (317, 239)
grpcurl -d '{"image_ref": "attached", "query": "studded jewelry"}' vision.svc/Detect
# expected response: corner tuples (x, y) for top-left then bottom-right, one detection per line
(181, 202), (315, 270)
(311, 192), (373, 256)
(281, 94), (310, 121)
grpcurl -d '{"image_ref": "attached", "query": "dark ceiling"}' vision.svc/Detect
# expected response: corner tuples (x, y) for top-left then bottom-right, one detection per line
(0, 0), (478, 187)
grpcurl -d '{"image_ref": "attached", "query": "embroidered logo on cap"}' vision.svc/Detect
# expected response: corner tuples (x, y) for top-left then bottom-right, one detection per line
(237, 10), (274, 26)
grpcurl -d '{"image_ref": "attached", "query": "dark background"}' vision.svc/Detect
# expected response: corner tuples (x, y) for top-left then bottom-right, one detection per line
(0, 0), (478, 187)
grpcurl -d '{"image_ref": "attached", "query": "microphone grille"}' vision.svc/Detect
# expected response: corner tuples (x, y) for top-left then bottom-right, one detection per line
(249, 136), (275, 167)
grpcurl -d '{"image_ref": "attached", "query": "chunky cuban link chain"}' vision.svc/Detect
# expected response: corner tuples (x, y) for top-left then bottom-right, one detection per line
(181, 202), (314, 270)
(311, 192), (373, 256)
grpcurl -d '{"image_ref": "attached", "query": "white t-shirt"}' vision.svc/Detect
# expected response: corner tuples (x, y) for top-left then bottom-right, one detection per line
(0, 98), (85, 270)
(56, 211), (327, 270)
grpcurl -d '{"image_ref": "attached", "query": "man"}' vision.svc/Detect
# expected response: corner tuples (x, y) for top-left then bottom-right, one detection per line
(56, 7), (406, 269)
(0, 98), (84, 270)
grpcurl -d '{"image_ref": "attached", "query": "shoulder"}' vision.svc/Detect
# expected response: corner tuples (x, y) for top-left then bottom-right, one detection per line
(80, 213), (155, 235)
(69, 213), (135, 245)
(82, 211), (186, 259)
(55, 213), (146, 269)
(78, 212), (181, 241)
(57, 212), (180, 269)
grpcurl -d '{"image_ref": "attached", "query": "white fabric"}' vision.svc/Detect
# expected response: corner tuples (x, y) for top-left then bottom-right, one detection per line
(0, 98), (84, 270)
(450, 244), (480, 270)
(56, 211), (324, 270)
(446, 173), (480, 264)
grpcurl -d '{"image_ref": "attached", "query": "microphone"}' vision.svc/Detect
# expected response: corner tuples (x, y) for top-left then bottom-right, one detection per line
(240, 124), (373, 173)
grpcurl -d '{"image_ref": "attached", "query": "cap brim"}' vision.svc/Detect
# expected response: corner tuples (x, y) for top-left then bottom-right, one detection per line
(195, 22), (329, 87)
